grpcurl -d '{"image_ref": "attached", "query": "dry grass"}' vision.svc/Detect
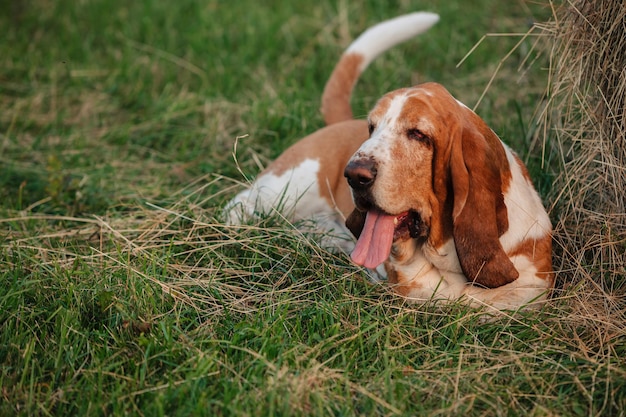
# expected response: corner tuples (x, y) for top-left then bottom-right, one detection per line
(535, 0), (626, 304)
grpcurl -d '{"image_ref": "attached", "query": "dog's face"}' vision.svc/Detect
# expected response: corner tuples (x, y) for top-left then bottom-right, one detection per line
(345, 84), (460, 234)
(345, 82), (520, 288)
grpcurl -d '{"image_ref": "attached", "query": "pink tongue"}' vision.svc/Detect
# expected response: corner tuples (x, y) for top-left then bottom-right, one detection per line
(350, 210), (395, 269)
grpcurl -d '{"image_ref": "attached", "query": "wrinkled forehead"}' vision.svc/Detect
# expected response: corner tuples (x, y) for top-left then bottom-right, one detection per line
(368, 85), (459, 134)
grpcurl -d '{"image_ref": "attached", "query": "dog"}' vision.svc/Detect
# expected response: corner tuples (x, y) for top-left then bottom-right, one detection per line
(225, 12), (554, 311)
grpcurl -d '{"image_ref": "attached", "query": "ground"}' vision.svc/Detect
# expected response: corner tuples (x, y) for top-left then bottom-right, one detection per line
(1, 1), (624, 415)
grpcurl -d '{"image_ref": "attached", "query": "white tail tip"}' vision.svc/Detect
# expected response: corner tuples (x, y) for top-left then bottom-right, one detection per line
(346, 12), (439, 71)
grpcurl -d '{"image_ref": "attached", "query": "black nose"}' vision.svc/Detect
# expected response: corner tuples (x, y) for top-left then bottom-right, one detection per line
(344, 159), (377, 191)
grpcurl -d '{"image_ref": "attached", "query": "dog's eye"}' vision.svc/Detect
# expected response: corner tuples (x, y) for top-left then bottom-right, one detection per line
(407, 128), (430, 144)
(368, 123), (375, 135)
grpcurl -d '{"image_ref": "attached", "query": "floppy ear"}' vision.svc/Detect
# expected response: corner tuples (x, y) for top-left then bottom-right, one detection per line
(449, 122), (518, 288)
(345, 209), (366, 239)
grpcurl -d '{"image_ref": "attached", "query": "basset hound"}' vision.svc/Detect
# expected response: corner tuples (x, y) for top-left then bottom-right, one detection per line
(225, 12), (554, 311)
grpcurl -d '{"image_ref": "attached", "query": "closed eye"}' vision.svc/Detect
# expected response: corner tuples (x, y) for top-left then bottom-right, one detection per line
(406, 128), (431, 145)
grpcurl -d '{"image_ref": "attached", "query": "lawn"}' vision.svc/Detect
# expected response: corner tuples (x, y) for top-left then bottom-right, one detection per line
(1, 0), (625, 415)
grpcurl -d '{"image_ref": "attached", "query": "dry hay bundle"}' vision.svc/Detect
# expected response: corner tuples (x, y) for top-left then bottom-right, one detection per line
(541, 0), (626, 295)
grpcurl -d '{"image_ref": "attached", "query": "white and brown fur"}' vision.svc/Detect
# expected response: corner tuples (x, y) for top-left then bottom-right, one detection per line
(225, 12), (441, 252)
(225, 13), (554, 311)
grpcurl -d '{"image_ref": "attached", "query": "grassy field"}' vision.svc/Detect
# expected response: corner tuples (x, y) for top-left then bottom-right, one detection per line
(1, 0), (625, 415)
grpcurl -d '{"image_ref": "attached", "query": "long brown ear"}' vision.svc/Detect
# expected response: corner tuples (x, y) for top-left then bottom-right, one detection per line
(345, 209), (367, 239)
(450, 120), (518, 288)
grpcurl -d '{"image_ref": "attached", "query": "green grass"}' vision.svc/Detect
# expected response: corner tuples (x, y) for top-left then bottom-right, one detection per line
(1, 0), (625, 415)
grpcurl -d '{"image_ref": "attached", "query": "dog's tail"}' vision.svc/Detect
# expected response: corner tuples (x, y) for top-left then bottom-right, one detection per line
(321, 12), (439, 125)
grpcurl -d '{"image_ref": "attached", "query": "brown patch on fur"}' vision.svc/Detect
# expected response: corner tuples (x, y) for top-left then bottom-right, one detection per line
(321, 54), (365, 125)
(315, 121), (370, 217)
(448, 116), (518, 288)
(266, 120), (369, 218)
(509, 234), (554, 284)
(386, 264), (399, 285)
(453, 108), (512, 237)
(384, 261), (431, 299)
(473, 114), (513, 196)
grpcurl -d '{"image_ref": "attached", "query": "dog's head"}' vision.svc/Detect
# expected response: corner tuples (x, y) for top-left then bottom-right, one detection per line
(344, 82), (518, 288)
